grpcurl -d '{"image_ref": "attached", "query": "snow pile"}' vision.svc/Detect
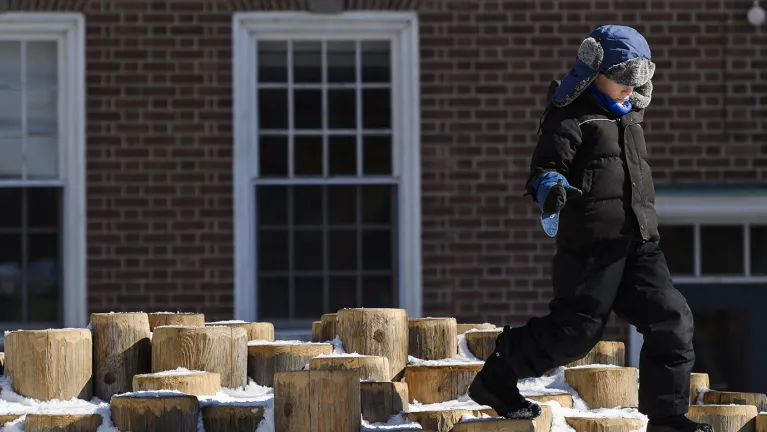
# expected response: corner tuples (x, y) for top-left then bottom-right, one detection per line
(206, 320), (247, 324)
(361, 413), (423, 430)
(247, 339), (329, 346)
(456, 333), (481, 362)
(407, 355), (483, 366)
(408, 394), (489, 412)
(146, 367), (208, 377)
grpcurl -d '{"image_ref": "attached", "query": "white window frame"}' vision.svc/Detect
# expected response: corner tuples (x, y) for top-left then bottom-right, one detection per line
(231, 11), (422, 326)
(0, 13), (86, 332)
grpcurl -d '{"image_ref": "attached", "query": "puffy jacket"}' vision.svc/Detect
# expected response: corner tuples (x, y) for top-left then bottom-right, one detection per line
(526, 84), (659, 248)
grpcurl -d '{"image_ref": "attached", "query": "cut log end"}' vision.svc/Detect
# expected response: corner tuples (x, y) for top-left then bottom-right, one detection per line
(337, 308), (409, 380)
(408, 317), (458, 361)
(564, 367), (638, 409)
(565, 417), (644, 432)
(456, 323), (496, 334)
(465, 329), (503, 361)
(133, 370), (221, 396)
(452, 404), (552, 432)
(205, 321), (274, 341)
(247, 342), (333, 387)
(24, 414), (103, 432)
(318, 313), (338, 342)
(360, 381), (409, 423)
(566, 341), (626, 368)
(309, 355), (390, 381)
(111, 394), (201, 432)
(403, 363), (484, 404)
(690, 373), (710, 405)
(687, 405), (758, 432)
(311, 321), (321, 342)
(148, 312), (205, 331)
(202, 405), (266, 432)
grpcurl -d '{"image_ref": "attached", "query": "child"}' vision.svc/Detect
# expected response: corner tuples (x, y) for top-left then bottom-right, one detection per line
(467, 25), (713, 432)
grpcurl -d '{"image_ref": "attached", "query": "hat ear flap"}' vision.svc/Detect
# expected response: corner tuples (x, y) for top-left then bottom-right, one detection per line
(577, 37), (604, 71)
(630, 79), (653, 109)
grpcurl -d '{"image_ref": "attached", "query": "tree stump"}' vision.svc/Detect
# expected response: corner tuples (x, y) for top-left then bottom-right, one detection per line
(527, 392), (574, 409)
(4, 329), (92, 401)
(456, 324), (496, 334)
(318, 313), (338, 342)
(465, 329), (503, 360)
(311, 321), (321, 342)
(565, 342), (625, 367)
(690, 372), (710, 405)
(756, 413), (766, 432)
(408, 318), (457, 361)
(202, 405), (266, 432)
(564, 367), (638, 409)
(337, 308), (408, 380)
(564, 417), (644, 432)
(152, 326), (247, 389)
(360, 381), (409, 423)
(206, 321), (274, 341)
(451, 404), (552, 432)
(687, 405), (758, 432)
(24, 414), (103, 432)
(702, 391), (767, 412)
(248, 341), (333, 387)
(133, 370), (220, 396)
(110, 393), (201, 432)
(309, 355), (390, 381)
(404, 408), (498, 432)
(148, 312), (204, 331)
(273, 369), (361, 432)
(90, 312), (152, 401)
(404, 363), (483, 403)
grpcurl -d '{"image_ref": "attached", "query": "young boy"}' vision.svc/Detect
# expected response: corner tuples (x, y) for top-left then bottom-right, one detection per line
(467, 25), (714, 432)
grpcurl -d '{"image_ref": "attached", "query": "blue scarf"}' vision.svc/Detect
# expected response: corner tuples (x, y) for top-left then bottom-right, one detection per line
(587, 85), (632, 116)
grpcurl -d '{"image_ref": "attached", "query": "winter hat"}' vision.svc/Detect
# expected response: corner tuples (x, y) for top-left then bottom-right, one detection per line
(550, 25), (655, 109)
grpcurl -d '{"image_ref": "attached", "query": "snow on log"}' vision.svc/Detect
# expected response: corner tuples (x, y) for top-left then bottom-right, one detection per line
(564, 417), (644, 432)
(202, 405), (266, 432)
(110, 393), (200, 432)
(456, 324), (496, 334)
(5, 329), (92, 401)
(702, 391), (767, 412)
(465, 329), (503, 360)
(318, 313), (337, 342)
(337, 308), (408, 380)
(408, 318), (457, 360)
(527, 392), (574, 409)
(404, 363), (483, 404)
(247, 341), (333, 387)
(311, 321), (321, 342)
(687, 405), (758, 432)
(757, 413), (766, 432)
(273, 369), (361, 431)
(152, 326), (247, 388)
(564, 367), (638, 409)
(24, 414), (103, 432)
(404, 408), (495, 432)
(90, 312), (152, 401)
(690, 372), (710, 405)
(133, 370), (220, 396)
(565, 341), (625, 368)
(360, 381), (409, 423)
(309, 355), (390, 381)
(451, 404), (552, 432)
(0, 352), (4, 374)
(206, 321), (274, 342)
(147, 312), (204, 331)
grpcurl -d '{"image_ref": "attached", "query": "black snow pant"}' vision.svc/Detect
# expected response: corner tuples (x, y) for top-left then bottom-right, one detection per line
(498, 237), (695, 419)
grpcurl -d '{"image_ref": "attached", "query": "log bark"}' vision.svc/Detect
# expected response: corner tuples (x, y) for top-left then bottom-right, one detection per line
(565, 342), (626, 368)
(456, 324), (496, 334)
(24, 414), (103, 432)
(133, 370), (221, 396)
(408, 318), (457, 361)
(564, 367), (638, 409)
(318, 313), (337, 342)
(148, 312), (205, 331)
(0, 352), (4, 375)
(206, 321), (274, 341)
(360, 381), (409, 423)
(273, 369), (361, 432)
(403, 364), (483, 404)
(151, 326), (248, 389)
(247, 342), (333, 387)
(451, 404), (552, 432)
(202, 405), (266, 432)
(465, 329), (503, 360)
(0, 415), (22, 426)
(110, 393), (201, 432)
(311, 321), (321, 342)
(5, 329), (92, 401)
(564, 417), (644, 432)
(309, 355), (389, 381)
(687, 405), (758, 432)
(527, 393), (574, 409)
(690, 372), (710, 405)
(702, 391), (767, 412)
(337, 308), (408, 380)
(90, 312), (152, 401)
(756, 413), (766, 432)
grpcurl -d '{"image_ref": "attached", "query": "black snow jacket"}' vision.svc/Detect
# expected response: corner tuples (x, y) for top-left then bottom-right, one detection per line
(527, 83), (659, 248)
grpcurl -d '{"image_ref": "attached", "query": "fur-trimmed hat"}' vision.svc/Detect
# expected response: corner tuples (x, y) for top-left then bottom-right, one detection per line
(550, 25), (655, 109)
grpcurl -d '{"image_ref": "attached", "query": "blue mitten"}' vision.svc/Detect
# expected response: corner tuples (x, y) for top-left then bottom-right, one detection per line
(531, 172), (583, 237)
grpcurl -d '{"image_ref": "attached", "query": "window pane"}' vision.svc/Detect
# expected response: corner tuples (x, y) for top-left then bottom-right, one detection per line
(700, 226), (743, 275)
(259, 89), (287, 129)
(27, 41), (58, 138)
(0, 233), (22, 321)
(327, 41), (355, 83)
(363, 230), (393, 270)
(293, 41), (321, 83)
(0, 188), (22, 227)
(658, 225), (694, 275)
(363, 135), (392, 175)
(258, 229), (288, 272)
(361, 41), (390, 83)
(293, 186), (322, 226)
(27, 137), (58, 179)
(329, 229), (356, 271)
(362, 185), (394, 224)
(259, 135), (288, 177)
(0, 42), (21, 139)
(258, 277), (289, 319)
(328, 89), (356, 129)
(257, 186), (287, 226)
(294, 136), (322, 176)
(687, 308), (749, 391)
(294, 230), (322, 271)
(27, 233), (59, 322)
(327, 186), (356, 225)
(294, 277), (323, 318)
(363, 276), (393, 308)
(362, 89), (390, 129)
(329, 276), (357, 312)
(258, 41), (287, 83)
(750, 225), (767, 275)
(27, 41), (57, 87)
(328, 136), (356, 176)
(294, 90), (322, 129)
(0, 138), (22, 178)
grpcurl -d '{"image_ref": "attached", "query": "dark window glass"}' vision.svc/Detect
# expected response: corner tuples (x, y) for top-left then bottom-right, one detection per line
(700, 225), (743, 275)
(658, 225), (694, 275)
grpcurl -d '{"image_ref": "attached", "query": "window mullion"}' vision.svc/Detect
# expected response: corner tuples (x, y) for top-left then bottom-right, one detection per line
(355, 40), (362, 178)
(694, 223), (701, 277)
(744, 223), (751, 277)
(287, 40), (295, 178)
(21, 41), (27, 182)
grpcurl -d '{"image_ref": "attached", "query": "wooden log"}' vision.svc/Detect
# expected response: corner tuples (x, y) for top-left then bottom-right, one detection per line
(309, 355), (390, 381)
(5, 329), (92, 401)
(152, 326), (247, 389)
(756, 413), (766, 432)
(202, 405), (266, 432)
(337, 308), (408, 380)
(451, 404), (552, 432)
(148, 312), (204, 331)
(110, 393), (201, 432)
(90, 312), (152, 401)
(404, 407), (501, 432)
(564, 417), (644, 432)
(0, 415), (22, 426)
(408, 317), (457, 361)
(133, 370), (221, 396)
(703, 391), (767, 412)
(403, 363), (483, 403)
(24, 414), (103, 432)
(248, 341), (333, 387)
(690, 372), (710, 405)
(687, 405), (758, 432)
(564, 367), (638, 409)
(273, 369), (361, 432)
(206, 320), (274, 341)
(456, 324), (496, 334)
(312, 321), (321, 342)
(317, 313), (337, 342)
(465, 329), (503, 360)
(360, 381), (409, 423)
(526, 393), (574, 409)
(565, 342), (626, 367)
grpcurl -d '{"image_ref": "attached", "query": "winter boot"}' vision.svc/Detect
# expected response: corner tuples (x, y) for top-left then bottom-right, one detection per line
(647, 414), (714, 432)
(467, 327), (541, 420)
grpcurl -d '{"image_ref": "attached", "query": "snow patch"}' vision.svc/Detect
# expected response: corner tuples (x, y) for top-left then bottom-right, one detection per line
(407, 355), (483, 367)
(314, 352), (374, 358)
(143, 367), (208, 377)
(206, 320), (248, 324)
(518, 367), (588, 410)
(566, 364), (623, 369)
(247, 340), (331, 347)
(407, 395), (489, 412)
(456, 333), (481, 362)
(361, 413), (423, 430)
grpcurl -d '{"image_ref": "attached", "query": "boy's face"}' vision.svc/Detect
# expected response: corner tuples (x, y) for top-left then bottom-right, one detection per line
(594, 74), (633, 103)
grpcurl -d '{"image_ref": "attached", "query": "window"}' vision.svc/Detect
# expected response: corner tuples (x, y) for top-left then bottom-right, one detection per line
(0, 14), (86, 333)
(233, 12), (421, 328)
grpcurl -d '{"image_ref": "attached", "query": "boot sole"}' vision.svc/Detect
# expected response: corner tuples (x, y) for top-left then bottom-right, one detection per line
(467, 374), (541, 420)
